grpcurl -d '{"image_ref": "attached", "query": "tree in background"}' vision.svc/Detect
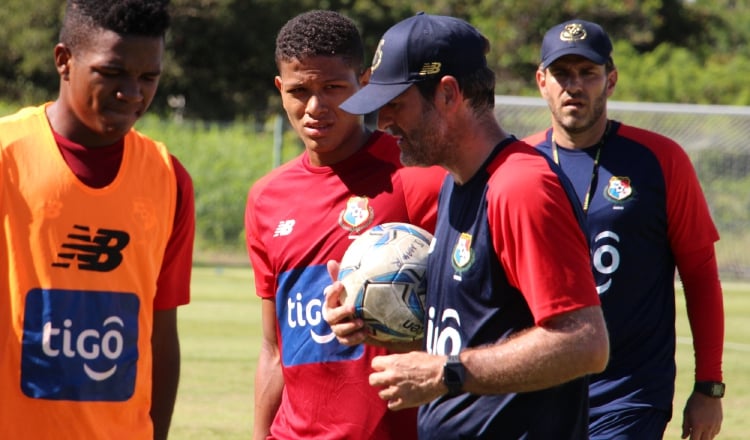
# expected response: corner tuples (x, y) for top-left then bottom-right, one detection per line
(0, 0), (748, 120)
(0, 0), (63, 105)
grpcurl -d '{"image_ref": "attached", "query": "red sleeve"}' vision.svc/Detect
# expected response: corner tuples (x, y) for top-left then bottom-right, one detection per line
(397, 165), (445, 234)
(488, 144), (600, 324)
(245, 176), (276, 300)
(620, 125), (719, 253)
(627, 125), (724, 381)
(154, 155), (195, 310)
(676, 245), (724, 381)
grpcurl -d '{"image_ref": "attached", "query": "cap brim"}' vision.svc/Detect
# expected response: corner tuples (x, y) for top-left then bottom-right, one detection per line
(541, 48), (608, 69)
(340, 82), (413, 115)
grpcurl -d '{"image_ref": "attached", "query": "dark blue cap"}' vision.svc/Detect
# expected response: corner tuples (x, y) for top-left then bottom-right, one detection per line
(340, 12), (488, 115)
(540, 19), (613, 69)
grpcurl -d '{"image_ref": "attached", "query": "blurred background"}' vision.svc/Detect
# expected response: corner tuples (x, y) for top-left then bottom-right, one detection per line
(3, 3), (748, 438)
(1, 0), (748, 278)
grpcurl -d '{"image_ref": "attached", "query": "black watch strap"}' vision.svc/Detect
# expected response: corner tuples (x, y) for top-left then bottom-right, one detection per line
(694, 381), (725, 398)
(443, 354), (466, 396)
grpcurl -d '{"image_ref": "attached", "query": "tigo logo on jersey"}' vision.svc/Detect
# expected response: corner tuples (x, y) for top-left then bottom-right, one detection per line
(21, 288), (140, 401)
(603, 176), (635, 202)
(277, 265), (364, 366)
(338, 196), (374, 233)
(52, 225), (130, 272)
(425, 307), (463, 356)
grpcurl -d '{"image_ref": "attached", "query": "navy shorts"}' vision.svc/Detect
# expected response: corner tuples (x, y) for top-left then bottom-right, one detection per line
(589, 407), (670, 440)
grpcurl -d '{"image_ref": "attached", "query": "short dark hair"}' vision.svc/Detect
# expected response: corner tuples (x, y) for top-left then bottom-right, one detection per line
(415, 36), (496, 114)
(275, 10), (364, 73)
(60, 0), (170, 49)
(605, 58), (616, 73)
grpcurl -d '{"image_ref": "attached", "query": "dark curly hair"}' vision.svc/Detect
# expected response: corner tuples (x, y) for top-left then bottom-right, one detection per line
(60, 0), (170, 49)
(275, 10), (364, 73)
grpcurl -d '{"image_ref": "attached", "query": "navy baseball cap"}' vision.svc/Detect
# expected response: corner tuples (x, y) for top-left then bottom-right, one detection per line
(340, 12), (488, 115)
(540, 19), (613, 69)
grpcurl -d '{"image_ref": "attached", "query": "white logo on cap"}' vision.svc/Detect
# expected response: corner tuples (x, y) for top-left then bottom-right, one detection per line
(371, 39), (385, 72)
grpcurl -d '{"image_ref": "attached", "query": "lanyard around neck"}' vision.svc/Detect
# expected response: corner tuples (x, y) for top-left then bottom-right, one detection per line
(551, 121), (610, 214)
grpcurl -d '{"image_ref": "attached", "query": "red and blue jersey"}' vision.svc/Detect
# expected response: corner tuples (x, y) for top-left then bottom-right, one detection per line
(245, 131), (444, 439)
(418, 138), (600, 439)
(526, 121), (722, 419)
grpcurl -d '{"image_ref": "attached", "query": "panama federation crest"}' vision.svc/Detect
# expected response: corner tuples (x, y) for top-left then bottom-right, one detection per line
(560, 23), (587, 43)
(603, 176), (635, 202)
(451, 232), (475, 278)
(338, 196), (374, 233)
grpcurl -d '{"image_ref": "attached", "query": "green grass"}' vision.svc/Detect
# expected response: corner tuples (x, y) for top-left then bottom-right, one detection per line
(172, 267), (750, 439)
(666, 282), (750, 440)
(170, 266), (259, 439)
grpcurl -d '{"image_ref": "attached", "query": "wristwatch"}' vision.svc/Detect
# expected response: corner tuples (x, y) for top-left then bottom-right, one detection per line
(442, 354), (466, 396)
(694, 381), (725, 398)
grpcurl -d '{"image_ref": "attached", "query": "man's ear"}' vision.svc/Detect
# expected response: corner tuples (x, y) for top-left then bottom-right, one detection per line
(606, 69), (618, 97)
(274, 75), (283, 92)
(436, 75), (461, 109)
(536, 68), (548, 99)
(359, 67), (371, 87)
(54, 43), (72, 80)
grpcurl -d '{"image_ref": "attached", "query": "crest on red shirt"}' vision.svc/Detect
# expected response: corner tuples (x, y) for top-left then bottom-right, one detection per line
(338, 196), (374, 233)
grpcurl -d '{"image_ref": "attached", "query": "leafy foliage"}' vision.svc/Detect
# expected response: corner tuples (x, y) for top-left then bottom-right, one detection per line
(0, 0), (63, 104)
(0, 0), (748, 118)
(134, 114), (287, 251)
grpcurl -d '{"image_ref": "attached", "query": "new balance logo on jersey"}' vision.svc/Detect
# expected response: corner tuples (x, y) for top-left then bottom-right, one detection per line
(274, 219), (296, 237)
(53, 225), (130, 271)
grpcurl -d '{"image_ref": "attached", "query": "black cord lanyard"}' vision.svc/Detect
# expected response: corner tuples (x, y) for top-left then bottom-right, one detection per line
(551, 121), (611, 214)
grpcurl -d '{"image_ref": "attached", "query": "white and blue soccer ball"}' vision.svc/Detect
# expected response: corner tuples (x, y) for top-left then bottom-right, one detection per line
(338, 222), (433, 342)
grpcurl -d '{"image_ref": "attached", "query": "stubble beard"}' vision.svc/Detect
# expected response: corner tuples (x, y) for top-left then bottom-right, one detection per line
(556, 87), (608, 135)
(399, 107), (447, 167)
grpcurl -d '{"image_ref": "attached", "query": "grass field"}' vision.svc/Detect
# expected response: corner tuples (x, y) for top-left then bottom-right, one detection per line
(171, 266), (750, 439)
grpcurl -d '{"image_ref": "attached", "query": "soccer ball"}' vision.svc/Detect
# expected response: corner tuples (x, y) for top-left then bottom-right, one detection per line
(337, 222), (433, 342)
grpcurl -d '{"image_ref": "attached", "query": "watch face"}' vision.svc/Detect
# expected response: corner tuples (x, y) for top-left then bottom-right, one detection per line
(711, 383), (726, 396)
(696, 381), (725, 398)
